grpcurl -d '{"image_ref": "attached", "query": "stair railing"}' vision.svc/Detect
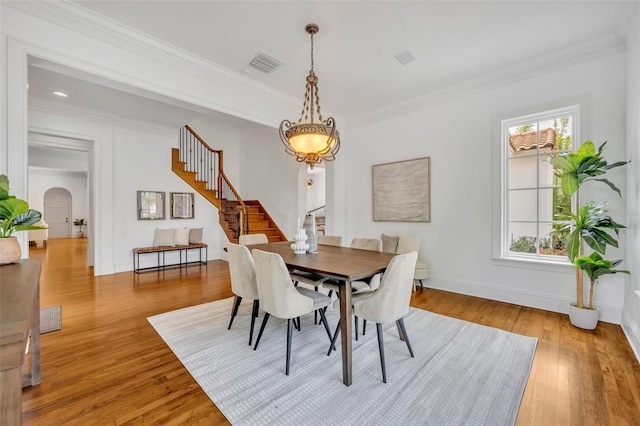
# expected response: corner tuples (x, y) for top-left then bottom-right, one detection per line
(181, 125), (248, 236)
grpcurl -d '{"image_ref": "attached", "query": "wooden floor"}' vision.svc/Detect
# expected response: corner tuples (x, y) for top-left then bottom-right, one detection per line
(22, 238), (640, 425)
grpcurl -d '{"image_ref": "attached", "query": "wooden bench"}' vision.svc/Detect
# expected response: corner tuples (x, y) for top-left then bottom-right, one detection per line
(132, 243), (208, 274)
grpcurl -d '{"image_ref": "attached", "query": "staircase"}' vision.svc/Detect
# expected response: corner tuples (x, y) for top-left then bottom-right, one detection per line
(172, 125), (287, 243)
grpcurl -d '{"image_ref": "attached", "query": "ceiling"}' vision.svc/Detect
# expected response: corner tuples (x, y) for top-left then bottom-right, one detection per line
(26, 1), (637, 128)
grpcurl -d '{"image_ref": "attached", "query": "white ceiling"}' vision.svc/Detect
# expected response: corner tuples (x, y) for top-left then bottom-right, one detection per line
(27, 1), (637, 128)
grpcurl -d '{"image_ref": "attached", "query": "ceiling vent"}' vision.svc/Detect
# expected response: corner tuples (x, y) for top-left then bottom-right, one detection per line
(249, 52), (284, 73)
(394, 49), (416, 65)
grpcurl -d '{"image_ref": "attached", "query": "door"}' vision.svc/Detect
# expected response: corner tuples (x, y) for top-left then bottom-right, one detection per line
(44, 188), (72, 238)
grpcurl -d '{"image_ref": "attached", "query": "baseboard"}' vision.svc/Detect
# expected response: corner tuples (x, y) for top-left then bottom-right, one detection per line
(425, 275), (622, 324)
(621, 311), (640, 364)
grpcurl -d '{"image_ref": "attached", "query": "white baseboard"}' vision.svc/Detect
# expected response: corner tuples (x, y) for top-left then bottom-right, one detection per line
(425, 275), (621, 324)
(621, 311), (640, 364)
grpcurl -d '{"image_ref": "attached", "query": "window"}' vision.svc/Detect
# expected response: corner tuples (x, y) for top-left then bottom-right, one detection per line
(501, 105), (578, 261)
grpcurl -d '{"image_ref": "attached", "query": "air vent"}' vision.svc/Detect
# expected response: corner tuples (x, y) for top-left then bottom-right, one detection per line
(249, 51), (284, 73)
(394, 49), (416, 65)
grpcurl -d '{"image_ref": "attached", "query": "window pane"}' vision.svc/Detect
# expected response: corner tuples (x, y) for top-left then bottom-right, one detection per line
(508, 156), (537, 189)
(508, 222), (538, 254)
(507, 122), (538, 154)
(538, 188), (555, 222)
(509, 189), (537, 222)
(539, 222), (568, 256)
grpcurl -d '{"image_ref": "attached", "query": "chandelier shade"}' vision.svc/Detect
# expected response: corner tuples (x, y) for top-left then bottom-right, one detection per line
(279, 23), (340, 168)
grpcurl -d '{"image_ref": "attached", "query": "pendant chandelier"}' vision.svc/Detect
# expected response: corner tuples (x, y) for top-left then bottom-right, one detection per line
(279, 23), (340, 168)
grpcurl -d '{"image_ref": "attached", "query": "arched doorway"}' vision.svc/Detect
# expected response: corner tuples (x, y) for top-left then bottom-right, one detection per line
(44, 187), (72, 238)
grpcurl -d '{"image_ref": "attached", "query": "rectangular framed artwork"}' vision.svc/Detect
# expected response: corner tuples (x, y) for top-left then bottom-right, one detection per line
(372, 157), (431, 222)
(170, 192), (195, 219)
(137, 191), (166, 220)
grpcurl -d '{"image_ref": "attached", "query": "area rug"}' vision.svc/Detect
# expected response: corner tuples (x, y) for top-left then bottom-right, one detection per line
(40, 305), (61, 334)
(148, 298), (537, 425)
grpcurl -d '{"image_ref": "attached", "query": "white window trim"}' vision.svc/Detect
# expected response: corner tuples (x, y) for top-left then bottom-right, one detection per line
(492, 102), (584, 271)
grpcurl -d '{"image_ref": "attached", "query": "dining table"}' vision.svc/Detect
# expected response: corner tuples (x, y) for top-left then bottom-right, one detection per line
(247, 241), (396, 386)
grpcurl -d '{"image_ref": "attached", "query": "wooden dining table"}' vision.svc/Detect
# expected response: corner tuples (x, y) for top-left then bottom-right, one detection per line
(247, 241), (395, 386)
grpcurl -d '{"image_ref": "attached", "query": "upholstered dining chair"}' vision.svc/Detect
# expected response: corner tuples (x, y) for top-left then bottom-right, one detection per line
(227, 243), (260, 346)
(322, 237), (383, 296)
(317, 235), (343, 246)
(290, 234), (343, 291)
(251, 249), (334, 375)
(238, 233), (268, 245)
(328, 251), (418, 383)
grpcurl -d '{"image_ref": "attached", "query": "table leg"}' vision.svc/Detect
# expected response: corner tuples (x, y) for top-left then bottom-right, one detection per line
(339, 280), (353, 386)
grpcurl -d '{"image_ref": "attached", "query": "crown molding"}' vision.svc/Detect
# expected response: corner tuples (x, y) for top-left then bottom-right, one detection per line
(29, 97), (178, 136)
(349, 33), (626, 129)
(6, 0), (299, 128)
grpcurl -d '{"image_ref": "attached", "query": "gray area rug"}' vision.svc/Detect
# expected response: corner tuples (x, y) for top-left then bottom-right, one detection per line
(148, 297), (537, 425)
(40, 305), (61, 334)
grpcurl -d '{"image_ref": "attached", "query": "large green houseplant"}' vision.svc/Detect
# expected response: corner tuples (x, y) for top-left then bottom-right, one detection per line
(0, 174), (45, 264)
(550, 141), (630, 329)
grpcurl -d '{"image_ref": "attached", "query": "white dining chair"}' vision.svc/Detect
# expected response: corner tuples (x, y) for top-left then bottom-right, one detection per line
(238, 233), (268, 245)
(322, 238), (383, 296)
(227, 243), (260, 346)
(328, 251), (418, 383)
(251, 249), (334, 375)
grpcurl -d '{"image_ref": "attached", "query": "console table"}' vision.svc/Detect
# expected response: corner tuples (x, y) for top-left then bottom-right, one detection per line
(0, 259), (42, 425)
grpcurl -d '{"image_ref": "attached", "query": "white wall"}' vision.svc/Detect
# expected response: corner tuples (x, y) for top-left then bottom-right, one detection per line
(622, 5), (640, 360)
(346, 52), (628, 324)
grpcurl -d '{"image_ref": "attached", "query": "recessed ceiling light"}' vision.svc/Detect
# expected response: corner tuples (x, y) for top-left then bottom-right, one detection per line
(52, 91), (68, 97)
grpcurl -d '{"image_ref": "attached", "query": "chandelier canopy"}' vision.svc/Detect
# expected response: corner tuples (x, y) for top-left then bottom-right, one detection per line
(279, 23), (340, 168)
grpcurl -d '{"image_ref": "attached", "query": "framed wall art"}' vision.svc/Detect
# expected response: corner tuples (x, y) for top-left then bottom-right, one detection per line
(170, 192), (194, 219)
(372, 157), (431, 222)
(137, 191), (165, 220)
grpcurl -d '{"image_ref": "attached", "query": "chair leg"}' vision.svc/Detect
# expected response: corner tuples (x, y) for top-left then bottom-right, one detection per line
(286, 318), (293, 375)
(363, 319), (367, 336)
(248, 299), (259, 346)
(314, 286), (319, 324)
(318, 307), (335, 351)
(253, 312), (270, 351)
(397, 318), (414, 358)
(355, 316), (359, 341)
(227, 295), (242, 330)
(376, 323), (387, 383)
(327, 320), (341, 356)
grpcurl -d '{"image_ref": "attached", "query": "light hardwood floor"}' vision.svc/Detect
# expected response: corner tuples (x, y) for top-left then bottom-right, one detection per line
(23, 238), (640, 425)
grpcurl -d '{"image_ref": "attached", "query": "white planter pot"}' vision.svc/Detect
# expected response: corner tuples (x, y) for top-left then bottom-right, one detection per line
(568, 303), (599, 330)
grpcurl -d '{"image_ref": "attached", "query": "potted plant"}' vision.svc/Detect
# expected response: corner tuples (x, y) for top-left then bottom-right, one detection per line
(550, 140), (630, 329)
(0, 174), (46, 264)
(73, 218), (87, 238)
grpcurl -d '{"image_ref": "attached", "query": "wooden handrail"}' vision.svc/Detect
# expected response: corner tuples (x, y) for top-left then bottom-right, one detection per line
(184, 124), (221, 155)
(182, 125), (249, 236)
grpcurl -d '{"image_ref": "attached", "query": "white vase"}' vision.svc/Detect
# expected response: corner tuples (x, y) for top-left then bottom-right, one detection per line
(568, 303), (599, 330)
(0, 237), (22, 265)
(290, 228), (309, 255)
(302, 213), (317, 253)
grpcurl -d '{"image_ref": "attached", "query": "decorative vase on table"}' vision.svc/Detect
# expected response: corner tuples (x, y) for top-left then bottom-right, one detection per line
(302, 213), (318, 253)
(0, 237), (22, 265)
(290, 228), (309, 255)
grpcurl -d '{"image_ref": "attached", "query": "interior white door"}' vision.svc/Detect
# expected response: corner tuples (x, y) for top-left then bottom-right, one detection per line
(44, 188), (72, 238)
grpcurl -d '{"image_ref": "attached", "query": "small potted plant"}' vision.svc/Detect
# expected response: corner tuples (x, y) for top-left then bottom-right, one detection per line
(0, 174), (46, 264)
(73, 218), (87, 238)
(550, 140), (630, 329)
